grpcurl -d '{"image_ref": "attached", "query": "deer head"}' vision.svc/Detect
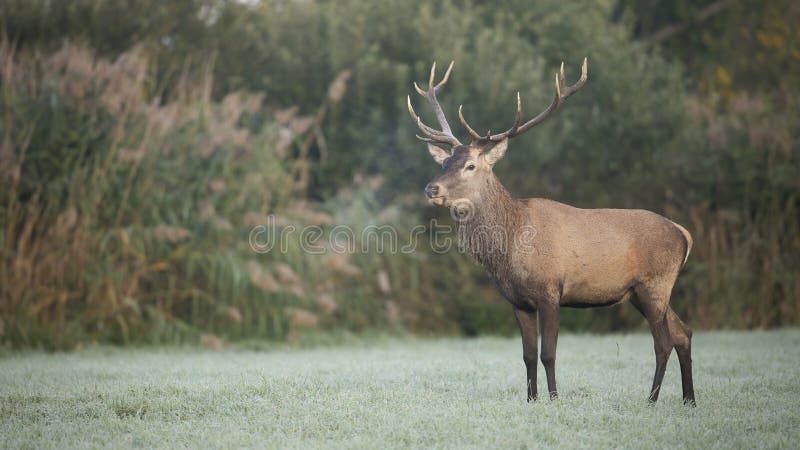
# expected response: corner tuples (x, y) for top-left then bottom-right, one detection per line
(407, 59), (587, 206)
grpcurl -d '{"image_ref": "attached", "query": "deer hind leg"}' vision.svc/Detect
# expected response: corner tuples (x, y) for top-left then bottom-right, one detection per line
(667, 307), (696, 406)
(631, 284), (673, 404)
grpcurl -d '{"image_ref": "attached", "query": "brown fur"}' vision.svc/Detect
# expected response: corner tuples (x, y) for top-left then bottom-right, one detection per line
(425, 143), (696, 405)
(411, 60), (695, 405)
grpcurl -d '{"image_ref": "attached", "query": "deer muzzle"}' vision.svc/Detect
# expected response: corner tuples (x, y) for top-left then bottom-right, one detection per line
(425, 182), (446, 206)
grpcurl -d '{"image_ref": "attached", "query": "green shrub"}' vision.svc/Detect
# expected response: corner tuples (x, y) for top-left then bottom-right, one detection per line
(1, 0), (798, 349)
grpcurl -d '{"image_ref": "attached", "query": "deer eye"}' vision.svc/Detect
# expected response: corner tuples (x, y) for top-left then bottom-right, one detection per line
(466, 164), (476, 171)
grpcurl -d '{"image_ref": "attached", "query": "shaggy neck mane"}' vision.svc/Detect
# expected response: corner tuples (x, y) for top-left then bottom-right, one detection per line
(456, 174), (524, 275)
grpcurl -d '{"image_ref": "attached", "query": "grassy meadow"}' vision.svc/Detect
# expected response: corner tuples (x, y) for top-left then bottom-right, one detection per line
(2, 329), (799, 449)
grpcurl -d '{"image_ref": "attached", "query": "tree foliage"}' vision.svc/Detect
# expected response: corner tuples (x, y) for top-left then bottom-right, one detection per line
(1, 0), (798, 348)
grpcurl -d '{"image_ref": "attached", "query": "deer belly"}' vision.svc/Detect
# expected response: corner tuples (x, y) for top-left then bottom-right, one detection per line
(557, 242), (640, 307)
(560, 276), (634, 308)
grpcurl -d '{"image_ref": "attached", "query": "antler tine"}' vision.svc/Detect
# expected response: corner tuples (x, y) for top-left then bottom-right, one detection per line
(407, 97), (438, 136)
(408, 61), (462, 147)
(560, 57), (588, 97)
(553, 71), (563, 109)
(509, 92), (522, 135)
(435, 61), (454, 90)
(458, 105), (486, 141)
(408, 97), (459, 140)
(408, 96), (460, 146)
(415, 134), (442, 144)
(486, 58), (588, 142)
(428, 62), (437, 93)
(413, 82), (426, 97)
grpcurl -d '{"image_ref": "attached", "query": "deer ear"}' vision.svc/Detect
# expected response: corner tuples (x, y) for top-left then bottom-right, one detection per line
(483, 138), (508, 166)
(427, 143), (450, 165)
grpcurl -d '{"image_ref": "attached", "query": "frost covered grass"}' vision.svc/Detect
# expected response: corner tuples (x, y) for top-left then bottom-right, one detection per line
(1, 330), (799, 449)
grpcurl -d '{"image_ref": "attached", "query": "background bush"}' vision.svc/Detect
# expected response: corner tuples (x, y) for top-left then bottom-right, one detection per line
(1, 0), (798, 349)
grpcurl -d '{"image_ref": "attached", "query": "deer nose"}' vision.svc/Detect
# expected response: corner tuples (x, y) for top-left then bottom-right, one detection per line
(425, 183), (440, 198)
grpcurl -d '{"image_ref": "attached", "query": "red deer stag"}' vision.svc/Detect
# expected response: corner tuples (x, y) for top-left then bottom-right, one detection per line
(407, 60), (695, 405)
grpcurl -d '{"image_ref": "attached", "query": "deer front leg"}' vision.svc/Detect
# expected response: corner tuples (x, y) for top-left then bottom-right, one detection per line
(539, 304), (560, 399)
(513, 306), (538, 401)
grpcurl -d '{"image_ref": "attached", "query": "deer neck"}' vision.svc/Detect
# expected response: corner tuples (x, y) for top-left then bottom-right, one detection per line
(456, 175), (523, 273)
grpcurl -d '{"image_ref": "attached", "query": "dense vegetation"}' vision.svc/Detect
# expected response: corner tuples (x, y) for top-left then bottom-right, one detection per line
(1, 0), (798, 349)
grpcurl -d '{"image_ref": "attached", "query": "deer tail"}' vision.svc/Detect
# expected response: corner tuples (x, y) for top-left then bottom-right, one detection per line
(670, 221), (693, 267)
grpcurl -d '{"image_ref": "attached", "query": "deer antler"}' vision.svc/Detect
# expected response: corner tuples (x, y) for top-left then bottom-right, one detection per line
(407, 61), (462, 147)
(459, 58), (588, 143)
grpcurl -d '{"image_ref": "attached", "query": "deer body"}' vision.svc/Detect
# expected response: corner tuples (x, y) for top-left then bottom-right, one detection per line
(409, 61), (696, 405)
(460, 195), (689, 312)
